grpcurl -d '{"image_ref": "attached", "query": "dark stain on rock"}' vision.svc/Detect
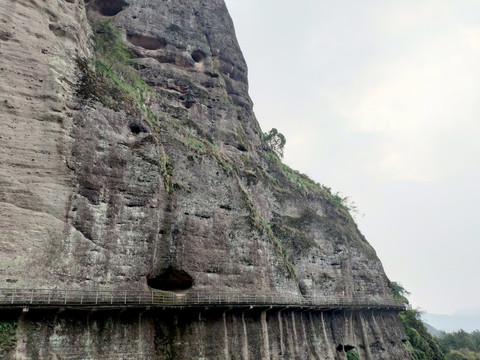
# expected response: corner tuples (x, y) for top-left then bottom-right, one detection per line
(0, 30), (12, 41)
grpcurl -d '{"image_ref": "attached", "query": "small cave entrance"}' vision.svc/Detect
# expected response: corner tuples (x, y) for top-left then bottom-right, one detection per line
(90, 0), (128, 16)
(128, 120), (147, 134)
(147, 266), (193, 291)
(127, 34), (167, 50)
(336, 344), (356, 353)
(191, 50), (205, 63)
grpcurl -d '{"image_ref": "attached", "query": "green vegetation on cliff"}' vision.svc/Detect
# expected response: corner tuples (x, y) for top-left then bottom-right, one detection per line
(77, 20), (154, 121)
(346, 349), (360, 360)
(0, 321), (17, 355)
(401, 309), (445, 360)
(263, 128), (286, 158)
(391, 282), (445, 360)
(391, 283), (480, 360)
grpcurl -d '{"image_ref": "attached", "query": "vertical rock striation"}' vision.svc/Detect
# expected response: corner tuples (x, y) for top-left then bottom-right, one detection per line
(0, 0), (409, 358)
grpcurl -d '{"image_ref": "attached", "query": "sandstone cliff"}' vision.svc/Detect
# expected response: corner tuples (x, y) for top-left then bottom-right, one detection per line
(0, 0), (409, 359)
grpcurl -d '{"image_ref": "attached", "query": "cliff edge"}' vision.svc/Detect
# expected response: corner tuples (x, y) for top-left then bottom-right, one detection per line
(0, 0), (409, 359)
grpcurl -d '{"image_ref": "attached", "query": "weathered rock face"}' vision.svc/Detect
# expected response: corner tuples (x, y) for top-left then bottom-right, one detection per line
(4, 308), (407, 360)
(0, 0), (409, 359)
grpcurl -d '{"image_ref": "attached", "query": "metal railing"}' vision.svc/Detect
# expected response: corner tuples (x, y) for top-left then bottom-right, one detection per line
(0, 288), (406, 311)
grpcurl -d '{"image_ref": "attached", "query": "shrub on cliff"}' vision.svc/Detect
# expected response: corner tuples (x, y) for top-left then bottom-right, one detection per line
(263, 128), (286, 158)
(391, 282), (445, 359)
(0, 321), (17, 356)
(77, 19), (152, 118)
(400, 309), (445, 360)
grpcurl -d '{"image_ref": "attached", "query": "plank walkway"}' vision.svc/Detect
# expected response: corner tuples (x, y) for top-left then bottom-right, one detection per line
(0, 289), (406, 311)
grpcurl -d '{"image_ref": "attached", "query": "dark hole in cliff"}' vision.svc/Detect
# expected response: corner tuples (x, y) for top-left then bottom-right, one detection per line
(344, 345), (355, 351)
(298, 282), (308, 296)
(127, 34), (166, 50)
(336, 344), (344, 352)
(128, 121), (147, 134)
(134, 64), (147, 70)
(236, 144), (247, 152)
(183, 101), (194, 109)
(0, 31), (12, 41)
(191, 50), (205, 63)
(92, 0), (128, 16)
(147, 266), (193, 291)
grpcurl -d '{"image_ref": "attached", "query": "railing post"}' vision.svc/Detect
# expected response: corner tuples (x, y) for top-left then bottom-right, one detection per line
(48, 292), (51, 304)
(80, 294), (83, 305)
(30, 290), (34, 304)
(64, 290), (67, 305)
(151, 292), (153, 304)
(95, 291), (98, 305)
(124, 291), (127, 305)
(111, 293), (113, 305)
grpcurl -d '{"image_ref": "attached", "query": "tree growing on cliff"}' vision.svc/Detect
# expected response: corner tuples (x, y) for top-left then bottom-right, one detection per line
(264, 128), (286, 158)
(390, 281), (410, 304)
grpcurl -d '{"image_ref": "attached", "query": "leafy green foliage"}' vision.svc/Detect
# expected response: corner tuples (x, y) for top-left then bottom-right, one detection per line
(400, 309), (445, 360)
(389, 282), (445, 359)
(445, 349), (480, 360)
(438, 330), (480, 360)
(390, 281), (410, 304)
(346, 349), (360, 360)
(0, 321), (17, 355)
(263, 128), (286, 158)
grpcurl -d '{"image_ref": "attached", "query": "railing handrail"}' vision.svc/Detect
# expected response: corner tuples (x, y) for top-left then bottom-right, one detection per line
(0, 288), (406, 310)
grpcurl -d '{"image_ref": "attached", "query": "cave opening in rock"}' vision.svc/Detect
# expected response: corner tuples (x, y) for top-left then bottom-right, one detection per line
(128, 121), (147, 134)
(336, 344), (344, 352)
(127, 34), (167, 50)
(91, 0), (128, 16)
(147, 266), (193, 291)
(191, 50), (205, 63)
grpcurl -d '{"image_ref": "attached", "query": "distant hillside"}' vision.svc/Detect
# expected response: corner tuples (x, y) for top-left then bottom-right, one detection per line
(423, 312), (480, 333)
(425, 323), (443, 338)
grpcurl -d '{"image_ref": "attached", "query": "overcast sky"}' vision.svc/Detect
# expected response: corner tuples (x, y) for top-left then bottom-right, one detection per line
(224, 0), (480, 315)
